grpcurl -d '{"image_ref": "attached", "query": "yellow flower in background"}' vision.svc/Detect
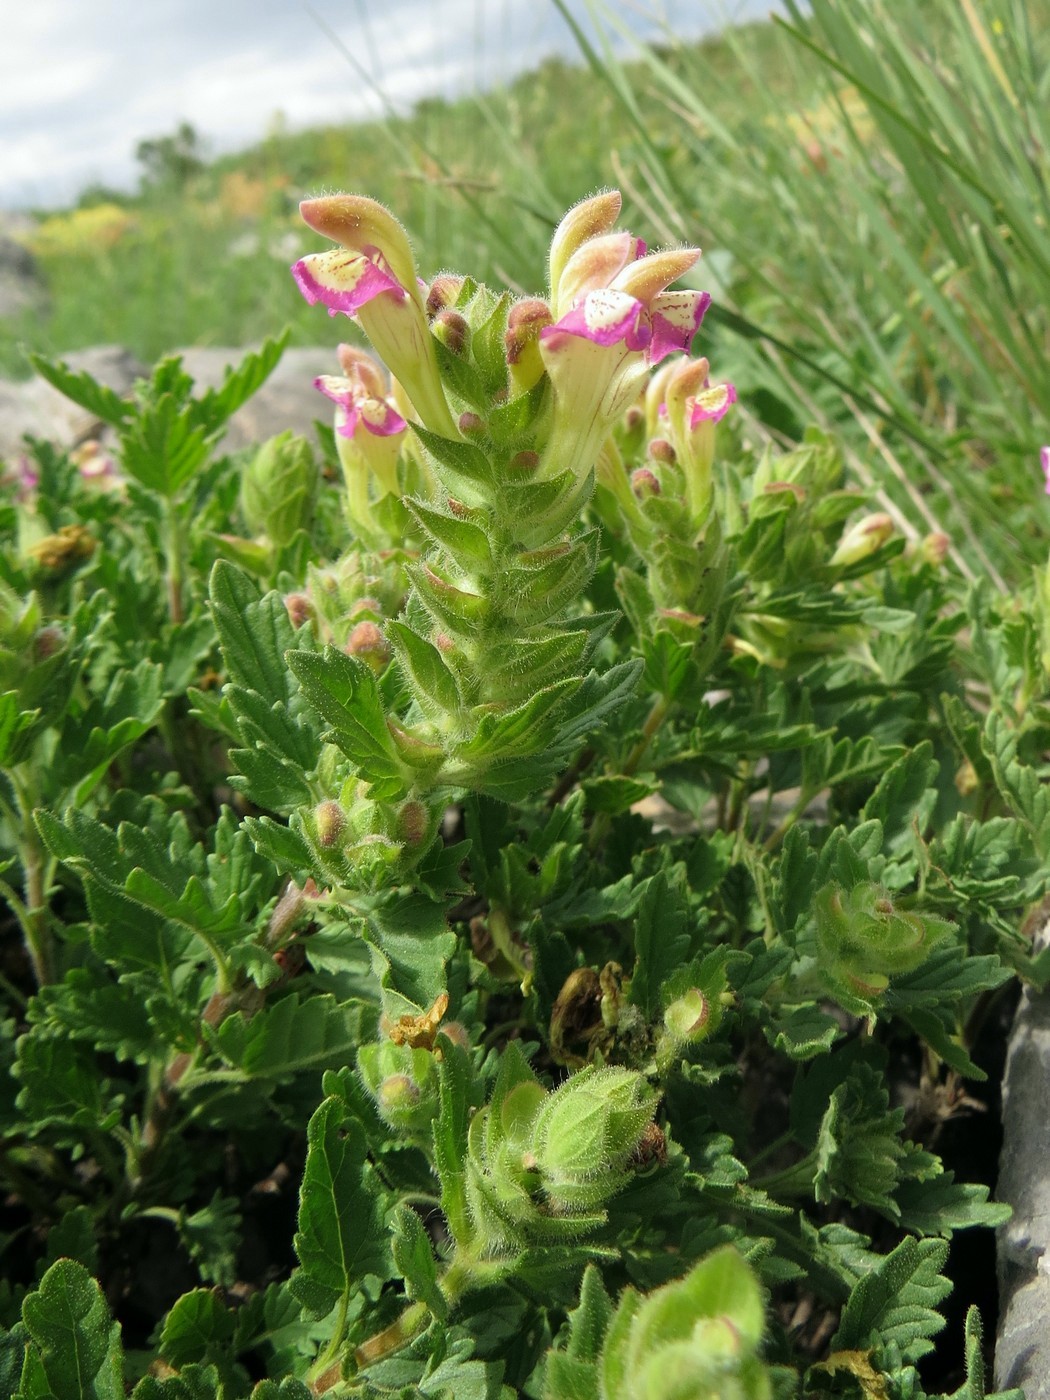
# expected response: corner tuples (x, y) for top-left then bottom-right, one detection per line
(29, 203), (135, 259)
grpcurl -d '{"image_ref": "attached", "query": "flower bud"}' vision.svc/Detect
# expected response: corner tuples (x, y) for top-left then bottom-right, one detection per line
(432, 309), (470, 357)
(241, 432), (318, 548)
(426, 274), (466, 317)
(358, 1040), (439, 1135)
(598, 1246), (772, 1400)
(396, 799), (430, 848)
(27, 524), (96, 573)
(663, 988), (711, 1043)
(829, 512), (894, 568)
(530, 1066), (659, 1213)
(921, 531), (950, 566)
(508, 449), (540, 474)
(284, 592), (314, 630)
(458, 411), (486, 436)
(648, 438), (676, 465)
(505, 297), (554, 395)
(346, 620), (391, 674)
(313, 800), (346, 849)
(631, 468), (661, 500)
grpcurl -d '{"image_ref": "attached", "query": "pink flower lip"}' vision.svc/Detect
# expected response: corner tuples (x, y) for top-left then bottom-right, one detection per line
(649, 290), (712, 363)
(687, 381), (737, 427)
(291, 249), (405, 319)
(1041, 445), (1050, 496)
(313, 374), (406, 439)
(540, 289), (651, 352)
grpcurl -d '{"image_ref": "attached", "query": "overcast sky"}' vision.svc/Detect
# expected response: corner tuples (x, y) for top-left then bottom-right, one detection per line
(0, 0), (777, 210)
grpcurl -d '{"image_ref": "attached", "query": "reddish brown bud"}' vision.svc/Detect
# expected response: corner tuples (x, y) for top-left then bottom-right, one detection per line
(426, 274), (465, 317)
(397, 800), (430, 848)
(649, 437), (676, 465)
(346, 620), (392, 674)
(314, 800), (345, 848)
(631, 467), (661, 500)
(508, 450), (540, 474)
(284, 592), (313, 629)
(432, 309), (469, 356)
(458, 411), (485, 435)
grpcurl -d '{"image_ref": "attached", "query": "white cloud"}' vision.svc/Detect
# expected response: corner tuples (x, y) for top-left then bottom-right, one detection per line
(0, 0), (779, 208)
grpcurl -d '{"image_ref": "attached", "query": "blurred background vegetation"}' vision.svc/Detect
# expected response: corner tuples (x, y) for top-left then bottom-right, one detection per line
(2, 0), (1048, 584)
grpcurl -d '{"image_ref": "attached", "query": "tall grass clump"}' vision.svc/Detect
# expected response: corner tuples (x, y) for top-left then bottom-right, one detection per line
(561, 0), (1050, 583)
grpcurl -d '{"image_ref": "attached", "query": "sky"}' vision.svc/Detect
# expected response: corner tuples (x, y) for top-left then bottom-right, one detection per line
(0, 0), (776, 211)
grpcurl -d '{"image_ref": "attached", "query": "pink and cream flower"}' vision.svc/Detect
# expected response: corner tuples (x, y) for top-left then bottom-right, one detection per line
(291, 195), (458, 439)
(660, 356), (738, 525)
(317, 346), (407, 529)
(537, 200), (712, 482)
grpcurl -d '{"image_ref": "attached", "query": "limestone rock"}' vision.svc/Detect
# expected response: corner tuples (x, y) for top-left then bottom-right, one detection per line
(996, 919), (1050, 1396)
(0, 343), (337, 464)
(0, 346), (145, 462)
(0, 234), (46, 319)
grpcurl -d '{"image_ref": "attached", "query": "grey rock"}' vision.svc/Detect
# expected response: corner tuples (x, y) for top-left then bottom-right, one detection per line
(0, 346), (145, 462)
(173, 345), (336, 451)
(996, 919), (1050, 1396)
(0, 234), (46, 319)
(0, 343), (336, 464)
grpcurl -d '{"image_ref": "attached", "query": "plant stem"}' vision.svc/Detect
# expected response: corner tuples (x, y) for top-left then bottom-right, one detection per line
(353, 1300), (429, 1370)
(166, 500), (186, 625)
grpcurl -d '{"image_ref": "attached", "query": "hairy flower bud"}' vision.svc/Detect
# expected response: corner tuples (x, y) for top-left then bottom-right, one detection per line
(829, 512), (894, 568)
(505, 297), (554, 395)
(598, 1246), (772, 1400)
(313, 800), (346, 849)
(346, 620), (391, 674)
(358, 1040), (439, 1135)
(432, 309), (470, 357)
(529, 1066), (659, 1213)
(241, 431), (318, 548)
(426, 273), (466, 317)
(631, 468), (661, 500)
(548, 190), (623, 304)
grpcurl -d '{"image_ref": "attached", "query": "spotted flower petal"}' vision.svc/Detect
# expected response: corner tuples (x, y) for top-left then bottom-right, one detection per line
(292, 249), (405, 318)
(314, 375), (406, 440)
(688, 380), (737, 427)
(541, 289), (652, 353)
(650, 290), (712, 363)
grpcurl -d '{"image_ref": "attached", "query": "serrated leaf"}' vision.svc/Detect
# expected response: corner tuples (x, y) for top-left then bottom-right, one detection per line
(406, 499), (494, 569)
(205, 993), (371, 1084)
(121, 393), (210, 495)
(192, 331), (289, 435)
(361, 895), (457, 1020)
(158, 1289), (234, 1367)
(629, 869), (693, 1018)
(291, 1096), (393, 1319)
(27, 353), (131, 427)
(209, 562), (307, 705)
(19, 1259), (124, 1400)
(391, 1204), (448, 1321)
(387, 620), (461, 717)
(287, 646), (405, 798)
(833, 1236), (950, 1361)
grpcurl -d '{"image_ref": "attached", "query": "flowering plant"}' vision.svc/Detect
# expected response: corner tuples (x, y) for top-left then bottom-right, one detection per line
(0, 191), (1043, 1399)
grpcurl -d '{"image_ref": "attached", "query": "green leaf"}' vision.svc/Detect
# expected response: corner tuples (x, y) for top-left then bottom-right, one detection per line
(287, 646), (406, 799)
(19, 1260), (124, 1400)
(387, 620), (462, 717)
(121, 393), (210, 495)
(27, 353), (131, 427)
(205, 993), (371, 1085)
(209, 562), (305, 705)
(391, 1204), (448, 1321)
(929, 1305), (1022, 1400)
(406, 499), (494, 569)
(861, 740), (938, 857)
(361, 895), (457, 1020)
(832, 1236), (950, 1362)
(629, 869), (693, 1018)
(131, 1366), (222, 1399)
(894, 1173), (1011, 1238)
(158, 1289), (234, 1367)
(177, 1194), (242, 1287)
(192, 331), (290, 435)
(14, 1033), (121, 1135)
(290, 1096), (393, 1320)
(0, 691), (41, 766)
